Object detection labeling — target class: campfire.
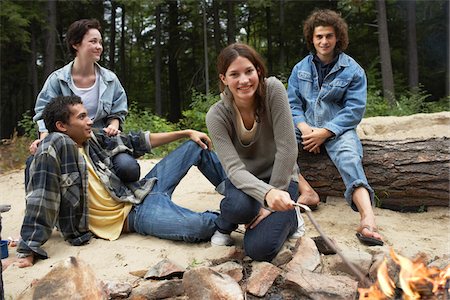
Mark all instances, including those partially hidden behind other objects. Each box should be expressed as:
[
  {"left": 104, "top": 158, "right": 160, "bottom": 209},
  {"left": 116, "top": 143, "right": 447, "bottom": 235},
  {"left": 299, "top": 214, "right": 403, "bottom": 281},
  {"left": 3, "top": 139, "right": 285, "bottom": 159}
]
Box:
[{"left": 358, "top": 249, "right": 450, "bottom": 299}]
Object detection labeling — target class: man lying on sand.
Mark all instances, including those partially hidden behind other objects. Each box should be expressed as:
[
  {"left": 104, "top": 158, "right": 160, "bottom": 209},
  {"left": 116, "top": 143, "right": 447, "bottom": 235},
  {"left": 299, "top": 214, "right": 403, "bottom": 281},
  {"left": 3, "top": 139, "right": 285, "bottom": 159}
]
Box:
[{"left": 16, "top": 95, "right": 226, "bottom": 268}]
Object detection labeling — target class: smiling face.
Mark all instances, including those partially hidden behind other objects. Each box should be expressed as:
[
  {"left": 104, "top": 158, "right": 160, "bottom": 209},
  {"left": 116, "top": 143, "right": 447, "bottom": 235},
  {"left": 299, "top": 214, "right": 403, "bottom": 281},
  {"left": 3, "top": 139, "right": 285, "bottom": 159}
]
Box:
[
  {"left": 57, "top": 104, "right": 93, "bottom": 146},
  {"left": 220, "top": 56, "right": 259, "bottom": 104},
  {"left": 312, "top": 25, "right": 337, "bottom": 64},
  {"left": 73, "top": 28, "right": 103, "bottom": 63}
]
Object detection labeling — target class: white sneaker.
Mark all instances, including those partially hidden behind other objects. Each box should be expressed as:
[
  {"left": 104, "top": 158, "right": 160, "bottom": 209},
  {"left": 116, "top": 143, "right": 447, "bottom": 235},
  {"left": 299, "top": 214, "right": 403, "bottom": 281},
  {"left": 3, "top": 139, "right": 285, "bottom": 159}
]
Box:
[
  {"left": 211, "top": 230, "right": 234, "bottom": 246},
  {"left": 290, "top": 206, "right": 306, "bottom": 239}
]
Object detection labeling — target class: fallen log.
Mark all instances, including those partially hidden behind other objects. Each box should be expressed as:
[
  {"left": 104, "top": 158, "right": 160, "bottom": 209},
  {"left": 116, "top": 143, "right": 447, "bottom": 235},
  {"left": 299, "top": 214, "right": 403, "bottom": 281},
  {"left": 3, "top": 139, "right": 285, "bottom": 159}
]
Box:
[{"left": 297, "top": 137, "right": 450, "bottom": 211}]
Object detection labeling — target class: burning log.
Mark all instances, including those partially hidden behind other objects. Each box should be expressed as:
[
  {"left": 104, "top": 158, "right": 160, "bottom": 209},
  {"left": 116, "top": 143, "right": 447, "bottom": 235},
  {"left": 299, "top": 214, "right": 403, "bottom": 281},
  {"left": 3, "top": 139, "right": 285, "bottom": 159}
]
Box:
[
  {"left": 297, "top": 137, "right": 450, "bottom": 210},
  {"left": 358, "top": 249, "right": 450, "bottom": 299}
]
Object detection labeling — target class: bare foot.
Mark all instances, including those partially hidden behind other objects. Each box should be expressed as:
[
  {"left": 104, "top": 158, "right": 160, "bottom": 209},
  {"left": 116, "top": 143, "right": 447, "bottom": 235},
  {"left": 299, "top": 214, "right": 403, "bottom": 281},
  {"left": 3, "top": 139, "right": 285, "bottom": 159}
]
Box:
[
  {"left": 298, "top": 189, "right": 320, "bottom": 206},
  {"left": 16, "top": 255, "right": 34, "bottom": 268}
]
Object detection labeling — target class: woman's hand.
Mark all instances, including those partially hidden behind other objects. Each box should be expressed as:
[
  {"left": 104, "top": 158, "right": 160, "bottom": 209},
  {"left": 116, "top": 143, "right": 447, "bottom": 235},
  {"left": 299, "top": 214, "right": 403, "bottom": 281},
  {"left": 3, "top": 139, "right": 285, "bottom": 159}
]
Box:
[
  {"left": 187, "top": 130, "right": 212, "bottom": 150},
  {"left": 265, "top": 189, "right": 294, "bottom": 211},
  {"left": 104, "top": 119, "right": 121, "bottom": 136},
  {"left": 29, "top": 132, "right": 49, "bottom": 154},
  {"left": 29, "top": 139, "right": 42, "bottom": 155},
  {"left": 246, "top": 207, "right": 271, "bottom": 229},
  {"left": 103, "top": 124, "right": 121, "bottom": 136}
]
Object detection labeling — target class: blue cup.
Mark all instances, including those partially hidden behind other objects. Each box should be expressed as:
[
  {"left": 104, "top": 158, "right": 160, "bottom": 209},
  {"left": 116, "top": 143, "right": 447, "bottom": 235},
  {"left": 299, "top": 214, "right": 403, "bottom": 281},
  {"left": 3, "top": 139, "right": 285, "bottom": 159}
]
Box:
[{"left": 1, "top": 240, "right": 8, "bottom": 259}]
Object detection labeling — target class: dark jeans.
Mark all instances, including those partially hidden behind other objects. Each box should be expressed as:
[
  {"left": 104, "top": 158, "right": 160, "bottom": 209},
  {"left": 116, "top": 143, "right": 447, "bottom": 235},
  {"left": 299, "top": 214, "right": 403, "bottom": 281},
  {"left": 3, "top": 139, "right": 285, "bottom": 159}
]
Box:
[
  {"left": 25, "top": 152, "right": 141, "bottom": 188},
  {"left": 112, "top": 153, "right": 141, "bottom": 182},
  {"left": 215, "top": 179, "right": 298, "bottom": 262}
]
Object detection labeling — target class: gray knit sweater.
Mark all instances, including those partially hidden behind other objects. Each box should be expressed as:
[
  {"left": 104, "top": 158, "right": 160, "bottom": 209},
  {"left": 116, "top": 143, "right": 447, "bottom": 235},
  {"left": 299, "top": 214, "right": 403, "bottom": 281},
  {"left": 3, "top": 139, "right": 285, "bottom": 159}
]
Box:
[{"left": 206, "top": 77, "right": 299, "bottom": 204}]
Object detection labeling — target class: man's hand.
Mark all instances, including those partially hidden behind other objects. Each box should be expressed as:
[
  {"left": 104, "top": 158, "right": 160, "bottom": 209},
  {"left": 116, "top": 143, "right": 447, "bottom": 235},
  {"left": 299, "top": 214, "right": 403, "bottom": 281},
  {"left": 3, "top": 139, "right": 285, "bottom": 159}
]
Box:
[
  {"left": 187, "top": 130, "right": 212, "bottom": 150},
  {"left": 246, "top": 207, "right": 271, "bottom": 229},
  {"left": 265, "top": 189, "right": 294, "bottom": 211},
  {"left": 297, "top": 123, "right": 320, "bottom": 154},
  {"left": 16, "top": 254, "right": 34, "bottom": 268},
  {"left": 301, "top": 127, "right": 333, "bottom": 153}
]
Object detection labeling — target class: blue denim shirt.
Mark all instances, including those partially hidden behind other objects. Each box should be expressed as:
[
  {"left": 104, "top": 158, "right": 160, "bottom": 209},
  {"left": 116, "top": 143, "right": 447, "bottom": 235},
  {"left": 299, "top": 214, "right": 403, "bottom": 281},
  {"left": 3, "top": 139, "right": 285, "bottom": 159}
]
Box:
[
  {"left": 34, "top": 61, "right": 128, "bottom": 133},
  {"left": 287, "top": 53, "right": 367, "bottom": 138}
]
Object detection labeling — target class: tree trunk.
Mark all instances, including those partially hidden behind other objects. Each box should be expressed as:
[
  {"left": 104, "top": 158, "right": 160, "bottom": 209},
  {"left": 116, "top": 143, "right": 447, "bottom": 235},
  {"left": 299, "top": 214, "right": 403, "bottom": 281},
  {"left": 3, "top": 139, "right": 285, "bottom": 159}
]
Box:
[
  {"left": 168, "top": 0, "right": 181, "bottom": 122},
  {"left": 109, "top": 0, "right": 117, "bottom": 71},
  {"left": 447, "top": 0, "right": 450, "bottom": 98},
  {"left": 212, "top": 0, "right": 222, "bottom": 55},
  {"left": 226, "top": 1, "right": 235, "bottom": 44},
  {"left": 375, "top": 0, "right": 396, "bottom": 106},
  {"left": 154, "top": 4, "right": 162, "bottom": 116},
  {"left": 297, "top": 137, "right": 450, "bottom": 211},
  {"left": 120, "top": 4, "right": 126, "bottom": 88},
  {"left": 266, "top": 5, "right": 273, "bottom": 74},
  {"left": 44, "top": 0, "right": 56, "bottom": 78},
  {"left": 406, "top": 0, "right": 419, "bottom": 90},
  {"left": 203, "top": 0, "right": 209, "bottom": 96},
  {"left": 278, "top": 0, "right": 285, "bottom": 69}
]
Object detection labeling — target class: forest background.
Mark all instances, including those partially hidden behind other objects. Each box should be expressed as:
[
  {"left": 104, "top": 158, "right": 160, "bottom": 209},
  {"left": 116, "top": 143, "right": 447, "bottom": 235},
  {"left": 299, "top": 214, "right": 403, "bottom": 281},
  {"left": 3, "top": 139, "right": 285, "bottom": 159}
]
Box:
[{"left": 0, "top": 0, "right": 449, "bottom": 165}]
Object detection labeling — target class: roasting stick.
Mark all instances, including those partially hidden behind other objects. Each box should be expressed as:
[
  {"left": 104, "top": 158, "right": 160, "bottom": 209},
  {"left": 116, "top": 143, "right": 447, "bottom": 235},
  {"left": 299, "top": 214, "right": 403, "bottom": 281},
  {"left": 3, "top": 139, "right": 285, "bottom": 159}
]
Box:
[{"left": 293, "top": 202, "right": 371, "bottom": 287}]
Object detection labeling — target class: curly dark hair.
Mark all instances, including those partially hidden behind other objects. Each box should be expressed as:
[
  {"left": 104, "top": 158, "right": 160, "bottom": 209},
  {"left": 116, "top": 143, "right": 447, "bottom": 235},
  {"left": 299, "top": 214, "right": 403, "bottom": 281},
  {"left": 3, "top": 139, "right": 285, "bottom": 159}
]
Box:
[
  {"left": 303, "top": 9, "right": 349, "bottom": 54},
  {"left": 66, "top": 19, "right": 102, "bottom": 57},
  {"left": 216, "top": 43, "right": 268, "bottom": 118},
  {"left": 43, "top": 96, "right": 83, "bottom": 133}
]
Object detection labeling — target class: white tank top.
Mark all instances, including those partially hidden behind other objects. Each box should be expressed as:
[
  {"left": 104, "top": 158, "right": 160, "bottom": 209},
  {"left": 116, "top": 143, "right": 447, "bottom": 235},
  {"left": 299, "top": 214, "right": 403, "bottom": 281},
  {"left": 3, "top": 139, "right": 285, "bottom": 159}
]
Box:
[{"left": 71, "top": 69, "right": 100, "bottom": 120}]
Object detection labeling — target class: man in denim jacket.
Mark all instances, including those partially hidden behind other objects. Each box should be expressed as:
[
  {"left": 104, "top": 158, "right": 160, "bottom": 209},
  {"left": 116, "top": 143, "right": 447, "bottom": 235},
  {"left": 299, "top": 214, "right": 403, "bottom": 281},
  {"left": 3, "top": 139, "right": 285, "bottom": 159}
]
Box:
[
  {"left": 16, "top": 96, "right": 226, "bottom": 267},
  {"left": 287, "top": 9, "right": 383, "bottom": 246}
]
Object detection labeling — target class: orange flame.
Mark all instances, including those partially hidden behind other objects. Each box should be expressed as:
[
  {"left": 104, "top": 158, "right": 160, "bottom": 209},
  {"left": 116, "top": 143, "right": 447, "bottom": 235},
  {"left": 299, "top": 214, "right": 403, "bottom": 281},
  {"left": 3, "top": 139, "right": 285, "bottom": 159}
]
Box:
[{"left": 359, "top": 248, "right": 449, "bottom": 299}]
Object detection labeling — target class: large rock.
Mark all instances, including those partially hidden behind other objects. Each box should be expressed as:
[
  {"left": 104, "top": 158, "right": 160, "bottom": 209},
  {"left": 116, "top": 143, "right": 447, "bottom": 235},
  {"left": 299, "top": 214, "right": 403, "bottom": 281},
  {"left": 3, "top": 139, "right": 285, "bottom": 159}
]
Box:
[
  {"left": 129, "top": 279, "right": 184, "bottom": 299},
  {"left": 286, "top": 237, "right": 321, "bottom": 273},
  {"left": 183, "top": 267, "right": 244, "bottom": 300},
  {"left": 17, "top": 257, "right": 106, "bottom": 300},
  {"left": 246, "top": 261, "right": 281, "bottom": 297},
  {"left": 284, "top": 268, "right": 358, "bottom": 299}
]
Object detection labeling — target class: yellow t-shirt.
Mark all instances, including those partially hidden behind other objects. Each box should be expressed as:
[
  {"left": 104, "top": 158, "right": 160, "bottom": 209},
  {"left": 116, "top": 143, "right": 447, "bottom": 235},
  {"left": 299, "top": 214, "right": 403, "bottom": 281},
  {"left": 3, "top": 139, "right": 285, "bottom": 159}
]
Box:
[{"left": 79, "top": 148, "right": 132, "bottom": 240}]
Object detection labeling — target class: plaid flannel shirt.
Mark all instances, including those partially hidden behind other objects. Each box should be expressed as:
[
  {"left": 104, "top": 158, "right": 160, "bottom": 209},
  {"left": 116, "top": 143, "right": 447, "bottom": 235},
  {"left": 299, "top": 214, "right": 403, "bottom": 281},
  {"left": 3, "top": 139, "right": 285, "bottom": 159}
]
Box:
[{"left": 17, "top": 129, "right": 154, "bottom": 259}]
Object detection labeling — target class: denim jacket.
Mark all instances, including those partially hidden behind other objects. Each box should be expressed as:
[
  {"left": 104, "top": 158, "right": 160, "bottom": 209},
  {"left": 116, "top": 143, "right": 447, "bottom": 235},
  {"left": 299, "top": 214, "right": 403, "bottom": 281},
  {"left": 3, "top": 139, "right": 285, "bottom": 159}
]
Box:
[
  {"left": 287, "top": 53, "right": 367, "bottom": 138},
  {"left": 34, "top": 61, "right": 128, "bottom": 133}
]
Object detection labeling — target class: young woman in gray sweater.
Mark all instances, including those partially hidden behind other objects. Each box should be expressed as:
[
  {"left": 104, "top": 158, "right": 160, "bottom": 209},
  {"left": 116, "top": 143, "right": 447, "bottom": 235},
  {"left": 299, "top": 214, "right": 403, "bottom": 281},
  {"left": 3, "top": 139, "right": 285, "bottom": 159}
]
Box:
[{"left": 206, "top": 43, "right": 305, "bottom": 261}]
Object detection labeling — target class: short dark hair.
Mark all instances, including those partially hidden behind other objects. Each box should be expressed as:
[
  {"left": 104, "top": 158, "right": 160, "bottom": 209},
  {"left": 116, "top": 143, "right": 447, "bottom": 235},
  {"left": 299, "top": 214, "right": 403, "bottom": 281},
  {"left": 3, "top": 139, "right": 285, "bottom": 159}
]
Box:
[
  {"left": 66, "top": 19, "right": 101, "bottom": 56},
  {"left": 43, "top": 96, "right": 83, "bottom": 133},
  {"left": 303, "top": 9, "right": 349, "bottom": 54}
]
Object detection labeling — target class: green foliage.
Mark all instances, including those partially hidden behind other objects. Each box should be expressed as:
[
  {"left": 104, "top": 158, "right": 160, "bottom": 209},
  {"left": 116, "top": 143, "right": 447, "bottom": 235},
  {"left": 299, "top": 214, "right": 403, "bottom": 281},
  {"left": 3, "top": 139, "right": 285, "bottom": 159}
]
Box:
[
  {"left": 178, "top": 90, "right": 220, "bottom": 133},
  {"left": 17, "top": 110, "right": 38, "bottom": 139},
  {"left": 366, "top": 85, "right": 449, "bottom": 118}
]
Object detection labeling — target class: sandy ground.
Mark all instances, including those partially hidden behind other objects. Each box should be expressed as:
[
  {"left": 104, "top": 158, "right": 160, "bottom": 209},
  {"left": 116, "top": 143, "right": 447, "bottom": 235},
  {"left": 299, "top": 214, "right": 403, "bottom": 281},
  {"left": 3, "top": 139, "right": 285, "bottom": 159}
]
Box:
[{"left": 1, "top": 112, "right": 449, "bottom": 299}]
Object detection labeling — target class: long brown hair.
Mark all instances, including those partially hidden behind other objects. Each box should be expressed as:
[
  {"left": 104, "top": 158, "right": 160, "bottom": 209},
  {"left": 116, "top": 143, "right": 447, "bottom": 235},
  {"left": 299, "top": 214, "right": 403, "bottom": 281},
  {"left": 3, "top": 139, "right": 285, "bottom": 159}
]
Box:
[
  {"left": 217, "top": 43, "right": 268, "bottom": 119},
  {"left": 303, "top": 9, "right": 349, "bottom": 54}
]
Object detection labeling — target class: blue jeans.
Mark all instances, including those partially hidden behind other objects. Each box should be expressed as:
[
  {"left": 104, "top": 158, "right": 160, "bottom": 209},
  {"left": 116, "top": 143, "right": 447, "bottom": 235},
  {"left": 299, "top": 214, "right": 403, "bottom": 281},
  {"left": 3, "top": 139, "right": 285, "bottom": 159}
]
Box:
[
  {"left": 112, "top": 153, "right": 141, "bottom": 182},
  {"left": 296, "top": 128, "right": 374, "bottom": 211},
  {"left": 215, "top": 179, "right": 298, "bottom": 262},
  {"left": 127, "top": 140, "right": 226, "bottom": 242}
]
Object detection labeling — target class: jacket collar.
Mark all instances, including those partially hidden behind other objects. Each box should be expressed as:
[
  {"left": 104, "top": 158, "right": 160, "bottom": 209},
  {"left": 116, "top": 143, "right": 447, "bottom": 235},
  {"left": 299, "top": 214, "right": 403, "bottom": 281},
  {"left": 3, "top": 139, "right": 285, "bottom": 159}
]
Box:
[{"left": 57, "top": 61, "right": 114, "bottom": 82}]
